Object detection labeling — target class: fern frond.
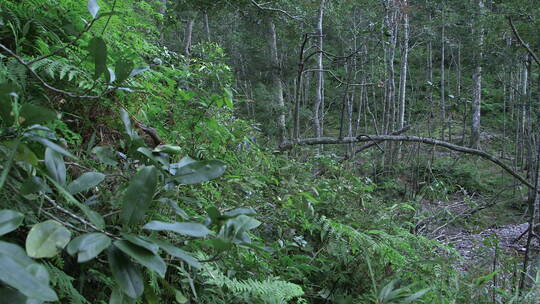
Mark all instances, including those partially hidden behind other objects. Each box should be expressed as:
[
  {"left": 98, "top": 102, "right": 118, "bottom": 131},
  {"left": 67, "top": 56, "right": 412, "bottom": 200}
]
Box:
[
  {"left": 198, "top": 254, "right": 304, "bottom": 304},
  {"left": 44, "top": 262, "right": 90, "bottom": 304}
]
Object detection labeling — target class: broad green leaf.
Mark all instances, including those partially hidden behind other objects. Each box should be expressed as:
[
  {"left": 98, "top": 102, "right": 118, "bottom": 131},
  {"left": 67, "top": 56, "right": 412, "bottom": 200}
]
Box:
[
  {"left": 108, "top": 246, "right": 144, "bottom": 299},
  {"left": 91, "top": 146, "right": 118, "bottom": 165},
  {"left": 119, "top": 109, "right": 138, "bottom": 141},
  {"left": 0, "top": 83, "right": 16, "bottom": 125},
  {"left": 114, "top": 240, "right": 166, "bottom": 278},
  {"left": 230, "top": 214, "right": 261, "bottom": 231},
  {"left": 174, "top": 289, "right": 188, "bottom": 303},
  {"left": 222, "top": 207, "right": 256, "bottom": 218},
  {"left": 0, "top": 241, "right": 34, "bottom": 266},
  {"left": 88, "top": 37, "right": 107, "bottom": 80},
  {"left": 402, "top": 289, "right": 430, "bottom": 304},
  {"left": 0, "top": 287, "right": 30, "bottom": 303},
  {"left": 0, "top": 138, "right": 20, "bottom": 191},
  {"left": 143, "top": 221, "right": 210, "bottom": 237},
  {"left": 175, "top": 160, "right": 226, "bottom": 185},
  {"left": 223, "top": 87, "right": 233, "bottom": 109},
  {"left": 137, "top": 147, "right": 169, "bottom": 166},
  {"left": 107, "top": 68, "right": 116, "bottom": 83},
  {"left": 220, "top": 215, "right": 261, "bottom": 244},
  {"left": 109, "top": 287, "right": 135, "bottom": 304},
  {"left": 14, "top": 143, "right": 39, "bottom": 166},
  {"left": 21, "top": 176, "right": 51, "bottom": 195},
  {"left": 206, "top": 206, "right": 221, "bottom": 224},
  {"left": 159, "top": 198, "right": 189, "bottom": 219},
  {"left": 168, "top": 157, "right": 196, "bottom": 174},
  {"left": 42, "top": 174, "right": 105, "bottom": 229},
  {"left": 149, "top": 238, "right": 201, "bottom": 269},
  {"left": 206, "top": 238, "right": 233, "bottom": 251},
  {"left": 87, "top": 0, "right": 100, "bottom": 18},
  {"left": 31, "top": 137, "right": 75, "bottom": 159},
  {"left": 0, "top": 253, "right": 58, "bottom": 302},
  {"left": 80, "top": 205, "right": 106, "bottom": 230},
  {"left": 19, "top": 104, "right": 57, "bottom": 126},
  {"left": 115, "top": 59, "right": 134, "bottom": 84},
  {"left": 153, "top": 145, "right": 182, "bottom": 154},
  {"left": 66, "top": 172, "right": 106, "bottom": 194},
  {"left": 120, "top": 233, "right": 159, "bottom": 254},
  {"left": 0, "top": 210, "right": 24, "bottom": 236},
  {"left": 120, "top": 166, "right": 157, "bottom": 226},
  {"left": 66, "top": 233, "right": 111, "bottom": 263},
  {"left": 129, "top": 66, "right": 150, "bottom": 77},
  {"left": 45, "top": 147, "right": 66, "bottom": 185},
  {"left": 25, "top": 220, "right": 72, "bottom": 258}
]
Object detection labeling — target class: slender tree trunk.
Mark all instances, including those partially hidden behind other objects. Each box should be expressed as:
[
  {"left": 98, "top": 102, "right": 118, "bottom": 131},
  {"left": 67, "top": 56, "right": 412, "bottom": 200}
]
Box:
[
  {"left": 428, "top": 14, "right": 434, "bottom": 138},
  {"left": 158, "top": 0, "right": 167, "bottom": 41},
  {"left": 440, "top": 18, "right": 446, "bottom": 140},
  {"left": 314, "top": 0, "right": 326, "bottom": 142},
  {"left": 266, "top": 18, "right": 287, "bottom": 142},
  {"left": 469, "top": 0, "right": 484, "bottom": 149},
  {"left": 204, "top": 12, "right": 211, "bottom": 42},
  {"left": 383, "top": 0, "right": 398, "bottom": 165},
  {"left": 398, "top": 0, "right": 409, "bottom": 157},
  {"left": 184, "top": 18, "right": 194, "bottom": 58}
]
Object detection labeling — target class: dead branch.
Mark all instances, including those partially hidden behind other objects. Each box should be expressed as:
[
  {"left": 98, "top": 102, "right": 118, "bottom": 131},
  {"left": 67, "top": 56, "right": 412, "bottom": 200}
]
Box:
[
  {"left": 250, "top": 0, "right": 300, "bottom": 20},
  {"left": 508, "top": 17, "right": 540, "bottom": 66},
  {"left": 279, "top": 134, "right": 535, "bottom": 190}
]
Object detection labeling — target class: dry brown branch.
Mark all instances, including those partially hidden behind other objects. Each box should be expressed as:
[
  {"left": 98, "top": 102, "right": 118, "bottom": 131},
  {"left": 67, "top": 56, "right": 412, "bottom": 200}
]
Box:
[{"left": 279, "top": 135, "right": 535, "bottom": 190}]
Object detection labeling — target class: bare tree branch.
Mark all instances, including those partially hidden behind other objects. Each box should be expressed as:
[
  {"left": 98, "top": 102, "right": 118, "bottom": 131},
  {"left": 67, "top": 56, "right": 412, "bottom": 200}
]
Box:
[
  {"left": 302, "top": 69, "right": 374, "bottom": 87},
  {"left": 279, "top": 135, "right": 535, "bottom": 190},
  {"left": 250, "top": 0, "right": 300, "bottom": 20},
  {"left": 508, "top": 17, "right": 540, "bottom": 66}
]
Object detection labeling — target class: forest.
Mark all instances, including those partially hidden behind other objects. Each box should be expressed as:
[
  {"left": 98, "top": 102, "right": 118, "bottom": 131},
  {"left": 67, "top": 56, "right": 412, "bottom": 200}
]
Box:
[{"left": 1, "top": 0, "right": 540, "bottom": 303}]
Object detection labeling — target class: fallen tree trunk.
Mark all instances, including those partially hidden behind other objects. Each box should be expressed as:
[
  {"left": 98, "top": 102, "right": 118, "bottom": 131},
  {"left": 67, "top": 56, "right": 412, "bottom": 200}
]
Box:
[{"left": 279, "top": 134, "right": 535, "bottom": 190}]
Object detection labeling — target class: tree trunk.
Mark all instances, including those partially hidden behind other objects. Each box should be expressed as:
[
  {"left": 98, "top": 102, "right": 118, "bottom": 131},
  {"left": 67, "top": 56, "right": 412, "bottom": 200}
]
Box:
[
  {"left": 314, "top": 0, "right": 326, "bottom": 144},
  {"left": 469, "top": 0, "right": 484, "bottom": 149},
  {"left": 204, "top": 12, "right": 211, "bottom": 42},
  {"left": 184, "top": 18, "right": 194, "bottom": 58},
  {"left": 397, "top": 0, "right": 409, "bottom": 157},
  {"left": 266, "top": 17, "right": 287, "bottom": 142},
  {"left": 440, "top": 19, "right": 446, "bottom": 140}
]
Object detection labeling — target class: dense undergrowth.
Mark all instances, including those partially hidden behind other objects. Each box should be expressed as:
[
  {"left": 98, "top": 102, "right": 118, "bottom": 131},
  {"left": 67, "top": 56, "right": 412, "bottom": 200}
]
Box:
[{"left": 0, "top": 1, "right": 538, "bottom": 303}]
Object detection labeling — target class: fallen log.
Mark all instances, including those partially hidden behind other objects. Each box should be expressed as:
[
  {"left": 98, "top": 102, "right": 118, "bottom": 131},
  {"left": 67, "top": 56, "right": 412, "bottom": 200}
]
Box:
[{"left": 279, "top": 134, "right": 535, "bottom": 191}]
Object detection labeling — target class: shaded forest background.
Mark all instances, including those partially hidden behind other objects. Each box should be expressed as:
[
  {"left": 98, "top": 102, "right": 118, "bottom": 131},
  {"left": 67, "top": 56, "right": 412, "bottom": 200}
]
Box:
[{"left": 1, "top": 0, "right": 540, "bottom": 303}]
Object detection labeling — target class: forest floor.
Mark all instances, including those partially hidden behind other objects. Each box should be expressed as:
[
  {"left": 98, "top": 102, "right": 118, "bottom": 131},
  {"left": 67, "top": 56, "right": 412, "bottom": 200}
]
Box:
[
  {"left": 438, "top": 222, "right": 529, "bottom": 272},
  {"left": 416, "top": 190, "right": 531, "bottom": 273}
]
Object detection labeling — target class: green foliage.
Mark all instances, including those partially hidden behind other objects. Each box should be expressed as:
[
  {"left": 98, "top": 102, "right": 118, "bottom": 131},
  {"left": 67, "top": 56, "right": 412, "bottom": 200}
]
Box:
[
  {"left": 0, "top": 0, "right": 534, "bottom": 303},
  {"left": 200, "top": 258, "right": 305, "bottom": 304}
]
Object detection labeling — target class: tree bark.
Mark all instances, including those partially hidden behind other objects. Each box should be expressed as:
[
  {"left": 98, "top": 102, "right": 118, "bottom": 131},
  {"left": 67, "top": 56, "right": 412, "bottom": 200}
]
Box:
[
  {"left": 397, "top": 0, "right": 409, "bottom": 157},
  {"left": 204, "top": 12, "right": 211, "bottom": 42},
  {"left": 440, "top": 18, "right": 446, "bottom": 140},
  {"left": 266, "top": 17, "right": 287, "bottom": 142},
  {"left": 469, "top": 0, "right": 484, "bottom": 149},
  {"left": 184, "top": 18, "right": 194, "bottom": 58},
  {"left": 313, "top": 0, "right": 326, "bottom": 141}
]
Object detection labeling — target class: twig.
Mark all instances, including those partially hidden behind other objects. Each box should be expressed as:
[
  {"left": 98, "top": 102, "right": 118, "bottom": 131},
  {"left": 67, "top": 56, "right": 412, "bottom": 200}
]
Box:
[
  {"left": 302, "top": 69, "right": 374, "bottom": 87},
  {"left": 43, "top": 194, "right": 116, "bottom": 238},
  {"left": 250, "top": 0, "right": 300, "bottom": 20}
]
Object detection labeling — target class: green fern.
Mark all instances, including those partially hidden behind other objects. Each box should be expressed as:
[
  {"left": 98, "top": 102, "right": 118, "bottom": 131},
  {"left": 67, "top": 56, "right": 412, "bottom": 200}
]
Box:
[
  {"left": 199, "top": 255, "right": 304, "bottom": 304},
  {"left": 44, "top": 262, "right": 90, "bottom": 304},
  {"left": 30, "top": 58, "right": 88, "bottom": 82}
]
